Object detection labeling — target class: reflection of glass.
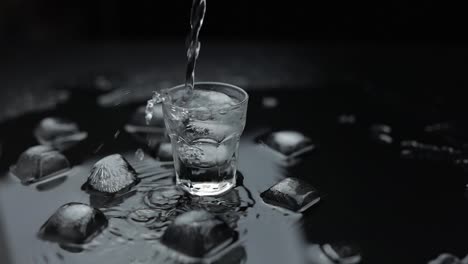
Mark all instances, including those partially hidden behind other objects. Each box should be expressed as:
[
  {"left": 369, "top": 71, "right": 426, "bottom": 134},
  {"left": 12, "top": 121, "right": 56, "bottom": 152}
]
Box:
[{"left": 162, "top": 82, "right": 248, "bottom": 196}]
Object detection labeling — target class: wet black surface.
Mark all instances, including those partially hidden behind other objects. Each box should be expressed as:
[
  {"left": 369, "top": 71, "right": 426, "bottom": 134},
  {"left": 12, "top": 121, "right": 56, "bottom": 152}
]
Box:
[{"left": 1, "top": 78, "right": 468, "bottom": 263}]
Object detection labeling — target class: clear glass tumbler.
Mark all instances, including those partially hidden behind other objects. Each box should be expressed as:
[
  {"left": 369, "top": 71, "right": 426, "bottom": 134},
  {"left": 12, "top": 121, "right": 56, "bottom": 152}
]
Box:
[{"left": 162, "top": 82, "right": 248, "bottom": 196}]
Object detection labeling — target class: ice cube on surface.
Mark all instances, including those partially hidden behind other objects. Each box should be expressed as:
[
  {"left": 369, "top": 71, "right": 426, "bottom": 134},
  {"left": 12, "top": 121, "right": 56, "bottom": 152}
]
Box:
[
  {"left": 38, "top": 203, "right": 108, "bottom": 244},
  {"left": 428, "top": 253, "right": 461, "bottom": 264},
  {"left": 34, "top": 117, "right": 88, "bottom": 150},
  {"left": 12, "top": 145, "right": 70, "bottom": 184},
  {"left": 157, "top": 142, "right": 173, "bottom": 161},
  {"left": 84, "top": 154, "right": 138, "bottom": 194},
  {"left": 263, "top": 131, "right": 314, "bottom": 156},
  {"left": 260, "top": 177, "right": 320, "bottom": 213},
  {"left": 161, "top": 210, "right": 236, "bottom": 258},
  {"left": 307, "top": 244, "right": 336, "bottom": 264},
  {"left": 321, "top": 242, "right": 362, "bottom": 264}
]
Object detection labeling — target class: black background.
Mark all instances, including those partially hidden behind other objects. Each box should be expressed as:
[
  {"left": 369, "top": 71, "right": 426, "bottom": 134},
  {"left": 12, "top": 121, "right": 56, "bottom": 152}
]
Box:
[{"left": 0, "top": 1, "right": 467, "bottom": 43}]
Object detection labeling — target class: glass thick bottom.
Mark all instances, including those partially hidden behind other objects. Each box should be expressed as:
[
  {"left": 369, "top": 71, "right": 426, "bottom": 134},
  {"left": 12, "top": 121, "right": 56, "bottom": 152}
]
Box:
[{"left": 177, "top": 177, "right": 236, "bottom": 196}]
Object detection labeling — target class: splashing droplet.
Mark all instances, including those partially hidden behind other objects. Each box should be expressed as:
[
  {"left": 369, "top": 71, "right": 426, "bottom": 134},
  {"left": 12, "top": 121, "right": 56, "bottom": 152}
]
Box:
[
  {"left": 135, "top": 148, "right": 145, "bottom": 161},
  {"left": 145, "top": 91, "right": 164, "bottom": 125}
]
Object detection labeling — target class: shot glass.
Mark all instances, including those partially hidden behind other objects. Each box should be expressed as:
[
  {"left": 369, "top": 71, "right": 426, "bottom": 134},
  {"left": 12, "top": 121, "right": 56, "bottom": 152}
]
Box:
[{"left": 162, "top": 82, "right": 248, "bottom": 196}]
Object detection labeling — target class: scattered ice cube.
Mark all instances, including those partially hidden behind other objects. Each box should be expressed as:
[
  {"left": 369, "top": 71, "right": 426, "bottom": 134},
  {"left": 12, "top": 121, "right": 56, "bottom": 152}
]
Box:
[
  {"left": 400, "top": 140, "right": 461, "bottom": 161},
  {"left": 262, "top": 96, "right": 279, "bottom": 109},
  {"left": 371, "top": 133, "right": 393, "bottom": 145},
  {"left": 424, "top": 122, "right": 452, "bottom": 133},
  {"left": 307, "top": 244, "right": 335, "bottom": 264},
  {"left": 161, "top": 210, "right": 236, "bottom": 258},
  {"left": 370, "top": 124, "right": 392, "bottom": 134},
  {"left": 34, "top": 117, "right": 88, "bottom": 151},
  {"left": 321, "top": 242, "right": 362, "bottom": 264},
  {"left": 369, "top": 123, "right": 393, "bottom": 145},
  {"left": 261, "top": 131, "right": 315, "bottom": 160},
  {"left": 428, "top": 253, "right": 461, "bottom": 264},
  {"left": 84, "top": 154, "right": 138, "bottom": 193},
  {"left": 135, "top": 148, "right": 145, "bottom": 161},
  {"left": 38, "top": 203, "right": 108, "bottom": 244},
  {"left": 260, "top": 177, "right": 320, "bottom": 213},
  {"left": 12, "top": 145, "right": 70, "bottom": 184},
  {"left": 338, "top": 114, "right": 356, "bottom": 125},
  {"left": 157, "top": 142, "right": 173, "bottom": 161},
  {"left": 307, "top": 243, "right": 361, "bottom": 264}
]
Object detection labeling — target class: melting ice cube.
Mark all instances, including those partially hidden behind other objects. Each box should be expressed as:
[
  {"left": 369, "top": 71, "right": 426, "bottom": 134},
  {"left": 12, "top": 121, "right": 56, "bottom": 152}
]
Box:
[
  {"left": 307, "top": 242, "right": 362, "bottom": 264},
  {"left": 83, "top": 154, "right": 138, "bottom": 194},
  {"left": 321, "top": 242, "right": 362, "bottom": 264},
  {"left": 260, "top": 177, "right": 320, "bottom": 213},
  {"left": 259, "top": 131, "right": 315, "bottom": 162},
  {"left": 34, "top": 117, "right": 88, "bottom": 151},
  {"left": 428, "top": 253, "right": 461, "bottom": 264},
  {"left": 12, "top": 145, "right": 70, "bottom": 184},
  {"left": 161, "top": 210, "right": 237, "bottom": 258},
  {"left": 38, "top": 203, "right": 108, "bottom": 244}
]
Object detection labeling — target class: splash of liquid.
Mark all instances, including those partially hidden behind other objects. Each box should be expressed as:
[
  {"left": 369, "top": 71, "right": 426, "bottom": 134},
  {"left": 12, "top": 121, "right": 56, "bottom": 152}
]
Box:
[
  {"left": 184, "top": 0, "right": 207, "bottom": 95},
  {"left": 145, "top": 91, "right": 164, "bottom": 125},
  {"left": 145, "top": 1, "right": 206, "bottom": 124}
]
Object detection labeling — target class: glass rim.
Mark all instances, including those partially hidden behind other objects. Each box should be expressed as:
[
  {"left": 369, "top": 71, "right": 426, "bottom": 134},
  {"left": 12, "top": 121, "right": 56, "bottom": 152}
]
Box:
[{"left": 162, "top": 81, "right": 249, "bottom": 110}]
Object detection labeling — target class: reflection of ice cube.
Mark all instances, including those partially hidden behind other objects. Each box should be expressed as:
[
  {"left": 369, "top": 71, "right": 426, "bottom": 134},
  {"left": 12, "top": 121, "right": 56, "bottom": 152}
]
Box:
[
  {"left": 161, "top": 210, "right": 236, "bottom": 258},
  {"left": 38, "top": 203, "right": 108, "bottom": 244},
  {"left": 84, "top": 154, "right": 138, "bottom": 194},
  {"left": 12, "top": 145, "right": 70, "bottom": 184},
  {"left": 260, "top": 177, "right": 320, "bottom": 213},
  {"left": 145, "top": 185, "right": 186, "bottom": 209},
  {"left": 178, "top": 140, "right": 232, "bottom": 168},
  {"left": 34, "top": 117, "right": 88, "bottom": 151}
]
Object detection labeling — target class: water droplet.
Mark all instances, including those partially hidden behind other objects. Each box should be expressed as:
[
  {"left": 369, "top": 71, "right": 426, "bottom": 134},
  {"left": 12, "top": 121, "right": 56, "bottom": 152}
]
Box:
[
  {"left": 135, "top": 148, "right": 145, "bottom": 161},
  {"left": 114, "top": 130, "right": 121, "bottom": 139}
]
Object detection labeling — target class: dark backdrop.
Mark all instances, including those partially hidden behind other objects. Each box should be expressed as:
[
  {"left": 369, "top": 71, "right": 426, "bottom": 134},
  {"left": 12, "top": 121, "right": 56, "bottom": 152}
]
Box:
[{"left": 0, "top": 1, "right": 466, "bottom": 43}]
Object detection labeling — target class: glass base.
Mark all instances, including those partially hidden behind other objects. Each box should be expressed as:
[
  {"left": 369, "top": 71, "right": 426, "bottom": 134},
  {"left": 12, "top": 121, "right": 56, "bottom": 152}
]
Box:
[{"left": 177, "top": 179, "right": 235, "bottom": 196}]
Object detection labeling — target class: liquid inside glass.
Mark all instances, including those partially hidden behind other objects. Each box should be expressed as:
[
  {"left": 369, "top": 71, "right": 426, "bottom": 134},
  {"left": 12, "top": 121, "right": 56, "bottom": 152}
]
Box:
[{"left": 162, "top": 83, "right": 248, "bottom": 196}]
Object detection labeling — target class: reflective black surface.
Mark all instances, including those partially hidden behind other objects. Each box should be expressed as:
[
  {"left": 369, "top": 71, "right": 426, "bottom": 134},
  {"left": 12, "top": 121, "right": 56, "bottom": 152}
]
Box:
[{"left": 1, "top": 80, "right": 468, "bottom": 263}]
